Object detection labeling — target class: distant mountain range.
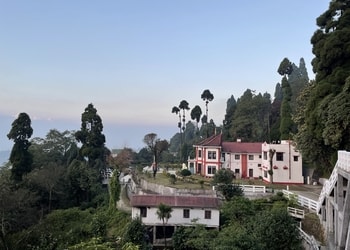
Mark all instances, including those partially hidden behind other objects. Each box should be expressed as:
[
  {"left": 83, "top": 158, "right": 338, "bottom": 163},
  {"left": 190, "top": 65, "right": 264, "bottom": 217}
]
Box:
[{"left": 0, "top": 150, "right": 10, "bottom": 166}]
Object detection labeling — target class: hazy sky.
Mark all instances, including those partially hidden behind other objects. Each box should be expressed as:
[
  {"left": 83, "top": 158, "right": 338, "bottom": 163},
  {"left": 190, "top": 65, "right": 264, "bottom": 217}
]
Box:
[{"left": 0, "top": 0, "right": 330, "bottom": 151}]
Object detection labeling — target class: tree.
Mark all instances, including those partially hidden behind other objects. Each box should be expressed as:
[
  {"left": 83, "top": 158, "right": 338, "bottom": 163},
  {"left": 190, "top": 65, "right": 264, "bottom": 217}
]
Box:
[
  {"left": 190, "top": 105, "right": 202, "bottom": 130},
  {"left": 143, "top": 133, "right": 169, "bottom": 177},
  {"left": 26, "top": 162, "right": 64, "bottom": 212},
  {"left": 156, "top": 203, "right": 173, "bottom": 249},
  {"left": 179, "top": 100, "right": 190, "bottom": 132},
  {"left": 295, "top": 0, "right": 350, "bottom": 173},
  {"left": 212, "top": 168, "right": 234, "bottom": 185},
  {"left": 123, "top": 217, "right": 150, "bottom": 249},
  {"left": 229, "top": 89, "right": 270, "bottom": 142},
  {"left": 108, "top": 170, "right": 121, "bottom": 211},
  {"left": 253, "top": 208, "right": 302, "bottom": 250},
  {"left": 75, "top": 103, "right": 106, "bottom": 169},
  {"left": 7, "top": 112, "right": 33, "bottom": 182},
  {"left": 277, "top": 57, "right": 293, "bottom": 77},
  {"left": 171, "top": 106, "right": 182, "bottom": 134},
  {"left": 222, "top": 95, "right": 237, "bottom": 141},
  {"left": 201, "top": 89, "right": 214, "bottom": 123},
  {"left": 279, "top": 76, "right": 294, "bottom": 139}
]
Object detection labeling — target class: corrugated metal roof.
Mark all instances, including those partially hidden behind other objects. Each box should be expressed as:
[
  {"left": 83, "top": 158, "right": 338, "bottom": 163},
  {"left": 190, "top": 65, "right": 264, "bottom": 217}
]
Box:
[
  {"left": 130, "top": 195, "right": 220, "bottom": 208},
  {"left": 222, "top": 142, "right": 262, "bottom": 153}
]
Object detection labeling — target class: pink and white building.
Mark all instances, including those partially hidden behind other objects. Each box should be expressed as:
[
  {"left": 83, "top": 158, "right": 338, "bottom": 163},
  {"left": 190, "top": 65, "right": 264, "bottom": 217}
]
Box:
[{"left": 188, "top": 134, "right": 304, "bottom": 184}]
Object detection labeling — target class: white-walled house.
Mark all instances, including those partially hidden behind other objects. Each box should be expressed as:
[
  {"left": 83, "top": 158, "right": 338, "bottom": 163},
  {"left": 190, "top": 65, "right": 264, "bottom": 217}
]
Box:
[
  {"left": 130, "top": 194, "right": 220, "bottom": 246},
  {"left": 261, "top": 140, "right": 304, "bottom": 184},
  {"left": 221, "top": 141, "right": 262, "bottom": 179},
  {"left": 188, "top": 134, "right": 304, "bottom": 184},
  {"left": 130, "top": 194, "right": 220, "bottom": 228}
]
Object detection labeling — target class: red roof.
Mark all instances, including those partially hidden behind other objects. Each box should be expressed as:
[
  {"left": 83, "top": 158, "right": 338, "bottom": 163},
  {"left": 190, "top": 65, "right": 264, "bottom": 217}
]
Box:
[
  {"left": 195, "top": 133, "right": 222, "bottom": 147},
  {"left": 130, "top": 195, "right": 220, "bottom": 209},
  {"left": 222, "top": 142, "right": 262, "bottom": 153}
]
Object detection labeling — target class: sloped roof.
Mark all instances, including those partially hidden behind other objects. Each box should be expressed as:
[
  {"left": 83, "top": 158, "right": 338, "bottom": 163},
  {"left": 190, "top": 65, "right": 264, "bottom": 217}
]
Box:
[
  {"left": 130, "top": 195, "right": 220, "bottom": 209},
  {"left": 195, "top": 133, "right": 222, "bottom": 147},
  {"left": 222, "top": 142, "right": 262, "bottom": 153}
]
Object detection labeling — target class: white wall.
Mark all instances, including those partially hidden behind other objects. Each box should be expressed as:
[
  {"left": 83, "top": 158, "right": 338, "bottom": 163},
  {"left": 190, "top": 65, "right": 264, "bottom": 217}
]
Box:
[
  {"left": 261, "top": 141, "right": 303, "bottom": 184},
  {"left": 132, "top": 206, "right": 220, "bottom": 228}
]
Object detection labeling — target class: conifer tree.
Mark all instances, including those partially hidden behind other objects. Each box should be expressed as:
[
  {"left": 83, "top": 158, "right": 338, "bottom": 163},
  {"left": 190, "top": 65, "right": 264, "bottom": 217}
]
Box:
[{"left": 7, "top": 112, "right": 33, "bottom": 182}]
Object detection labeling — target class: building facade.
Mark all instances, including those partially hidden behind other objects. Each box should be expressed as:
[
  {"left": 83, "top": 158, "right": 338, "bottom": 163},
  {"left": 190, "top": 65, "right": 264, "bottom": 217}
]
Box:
[{"left": 189, "top": 134, "right": 304, "bottom": 184}]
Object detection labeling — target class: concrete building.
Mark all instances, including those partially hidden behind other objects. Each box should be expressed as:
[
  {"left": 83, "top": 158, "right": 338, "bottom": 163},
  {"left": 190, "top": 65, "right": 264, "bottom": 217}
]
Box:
[
  {"left": 189, "top": 134, "right": 304, "bottom": 184},
  {"left": 130, "top": 194, "right": 220, "bottom": 247}
]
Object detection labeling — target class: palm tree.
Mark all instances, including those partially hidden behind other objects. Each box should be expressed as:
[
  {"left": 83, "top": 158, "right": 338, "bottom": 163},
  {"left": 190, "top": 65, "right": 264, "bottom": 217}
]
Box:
[
  {"left": 190, "top": 105, "right": 202, "bottom": 131},
  {"left": 179, "top": 100, "right": 190, "bottom": 132},
  {"left": 201, "top": 89, "right": 214, "bottom": 123},
  {"left": 171, "top": 106, "right": 181, "bottom": 134},
  {"left": 156, "top": 203, "right": 173, "bottom": 249}
]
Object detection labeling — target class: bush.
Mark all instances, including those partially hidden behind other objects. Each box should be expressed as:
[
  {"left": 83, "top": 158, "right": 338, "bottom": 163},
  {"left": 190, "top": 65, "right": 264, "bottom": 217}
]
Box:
[{"left": 180, "top": 169, "right": 192, "bottom": 177}]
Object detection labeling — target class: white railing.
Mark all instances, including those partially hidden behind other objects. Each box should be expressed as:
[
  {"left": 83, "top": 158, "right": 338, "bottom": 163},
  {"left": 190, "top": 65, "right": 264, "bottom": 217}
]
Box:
[
  {"left": 288, "top": 206, "right": 305, "bottom": 219},
  {"left": 298, "top": 227, "right": 319, "bottom": 250},
  {"left": 213, "top": 184, "right": 267, "bottom": 193},
  {"left": 317, "top": 166, "right": 338, "bottom": 212},
  {"left": 337, "top": 150, "right": 350, "bottom": 172},
  {"left": 282, "top": 190, "right": 318, "bottom": 212},
  {"left": 241, "top": 184, "right": 266, "bottom": 193}
]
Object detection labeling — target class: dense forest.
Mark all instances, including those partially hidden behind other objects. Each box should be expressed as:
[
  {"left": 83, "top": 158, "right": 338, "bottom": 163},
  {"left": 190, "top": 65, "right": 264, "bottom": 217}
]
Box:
[{"left": 1, "top": 0, "right": 350, "bottom": 249}]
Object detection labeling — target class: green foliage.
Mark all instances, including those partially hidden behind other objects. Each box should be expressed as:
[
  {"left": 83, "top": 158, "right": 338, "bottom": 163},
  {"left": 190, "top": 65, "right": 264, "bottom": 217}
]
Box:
[
  {"left": 123, "top": 217, "right": 151, "bottom": 250},
  {"left": 217, "top": 183, "right": 243, "bottom": 201},
  {"left": 68, "top": 237, "right": 114, "bottom": 250},
  {"left": 222, "top": 95, "right": 237, "bottom": 141},
  {"left": 295, "top": 1, "right": 350, "bottom": 173},
  {"left": 7, "top": 112, "right": 34, "bottom": 182},
  {"left": 280, "top": 76, "right": 294, "bottom": 139},
  {"left": 277, "top": 57, "right": 293, "bottom": 76},
  {"left": 302, "top": 213, "right": 325, "bottom": 244},
  {"left": 253, "top": 208, "right": 302, "bottom": 250},
  {"left": 108, "top": 170, "right": 121, "bottom": 211},
  {"left": 75, "top": 103, "right": 106, "bottom": 169},
  {"left": 229, "top": 89, "right": 271, "bottom": 142},
  {"left": 173, "top": 224, "right": 218, "bottom": 250},
  {"left": 179, "top": 169, "right": 191, "bottom": 177},
  {"left": 212, "top": 168, "right": 234, "bottom": 185}
]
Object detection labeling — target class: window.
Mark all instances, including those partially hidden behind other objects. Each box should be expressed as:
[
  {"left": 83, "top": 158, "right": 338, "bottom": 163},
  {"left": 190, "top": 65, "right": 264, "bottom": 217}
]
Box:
[
  {"left": 204, "top": 210, "right": 211, "bottom": 219},
  {"left": 263, "top": 151, "right": 267, "bottom": 160},
  {"left": 235, "top": 169, "right": 240, "bottom": 174},
  {"left": 248, "top": 155, "right": 254, "bottom": 160},
  {"left": 183, "top": 209, "right": 190, "bottom": 218},
  {"left": 208, "top": 166, "right": 216, "bottom": 175},
  {"left": 264, "top": 171, "right": 267, "bottom": 178},
  {"left": 235, "top": 154, "right": 240, "bottom": 160},
  {"left": 208, "top": 151, "right": 217, "bottom": 159},
  {"left": 259, "top": 154, "right": 262, "bottom": 159},
  {"left": 276, "top": 152, "right": 284, "bottom": 161},
  {"left": 198, "top": 163, "right": 202, "bottom": 174},
  {"left": 198, "top": 149, "right": 202, "bottom": 158},
  {"left": 249, "top": 169, "right": 253, "bottom": 177},
  {"left": 140, "top": 207, "right": 147, "bottom": 217},
  {"left": 293, "top": 156, "right": 299, "bottom": 161}
]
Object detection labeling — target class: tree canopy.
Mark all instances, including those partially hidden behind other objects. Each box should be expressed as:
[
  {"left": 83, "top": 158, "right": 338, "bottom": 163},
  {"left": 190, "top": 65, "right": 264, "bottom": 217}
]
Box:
[{"left": 7, "top": 112, "right": 34, "bottom": 181}]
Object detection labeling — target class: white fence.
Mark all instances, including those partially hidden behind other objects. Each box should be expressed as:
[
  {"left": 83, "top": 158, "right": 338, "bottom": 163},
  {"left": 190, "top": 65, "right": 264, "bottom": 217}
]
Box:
[
  {"left": 299, "top": 227, "right": 320, "bottom": 250},
  {"left": 288, "top": 206, "right": 305, "bottom": 219},
  {"left": 214, "top": 184, "right": 267, "bottom": 193},
  {"left": 282, "top": 190, "right": 318, "bottom": 212}
]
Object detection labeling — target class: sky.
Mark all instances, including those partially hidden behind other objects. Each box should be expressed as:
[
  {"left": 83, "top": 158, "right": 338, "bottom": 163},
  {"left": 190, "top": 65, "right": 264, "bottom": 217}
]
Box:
[{"left": 0, "top": 0, "right": 330, "bottom": 152}]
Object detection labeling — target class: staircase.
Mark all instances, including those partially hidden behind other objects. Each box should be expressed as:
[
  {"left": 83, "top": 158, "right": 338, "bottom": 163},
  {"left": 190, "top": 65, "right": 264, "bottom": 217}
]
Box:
[
  {"left": 317, "top": 164, "right": 338, "bottom": 213},
  {"left": 317, "top": 150, "right": 350, "bottom": 213}
]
